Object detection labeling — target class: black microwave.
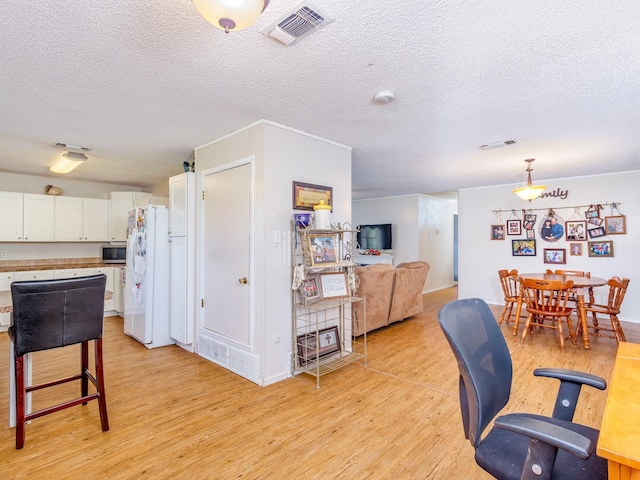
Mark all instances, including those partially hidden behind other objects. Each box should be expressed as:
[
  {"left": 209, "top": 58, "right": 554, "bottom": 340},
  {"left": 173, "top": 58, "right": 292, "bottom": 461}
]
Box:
[{"left": 101, "top": 245, "right": 126, "bottom": 264}]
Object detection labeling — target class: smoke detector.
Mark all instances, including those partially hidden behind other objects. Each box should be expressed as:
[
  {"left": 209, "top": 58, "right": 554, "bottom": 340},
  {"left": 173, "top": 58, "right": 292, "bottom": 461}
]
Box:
[
  {"left": 374, "top": 90, "right": 396, "bottom": 103},
  {"left": 261, "top": 1, "right": 333, "bottom": 46}
]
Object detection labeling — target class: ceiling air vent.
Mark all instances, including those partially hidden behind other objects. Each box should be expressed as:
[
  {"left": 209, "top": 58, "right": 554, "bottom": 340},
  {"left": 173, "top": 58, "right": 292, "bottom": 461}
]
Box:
[{"left": 261, "top": 1, "right": 333, "bottom": 46}]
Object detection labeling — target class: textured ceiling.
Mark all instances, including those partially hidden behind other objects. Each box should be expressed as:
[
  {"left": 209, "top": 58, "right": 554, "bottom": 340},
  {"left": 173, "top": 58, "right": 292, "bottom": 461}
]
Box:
[{"left": 1, "top": 0, "right": 639, "bottom": 199}]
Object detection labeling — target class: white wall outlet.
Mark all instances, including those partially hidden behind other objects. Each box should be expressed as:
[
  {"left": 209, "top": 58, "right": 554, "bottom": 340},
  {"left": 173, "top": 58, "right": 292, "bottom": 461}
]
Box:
[
  {"left": 273, "top": 335, "right": 280, "bottom": 343},
  {"left": 0, "top": 250, "right": 7, "bottom": 258}
]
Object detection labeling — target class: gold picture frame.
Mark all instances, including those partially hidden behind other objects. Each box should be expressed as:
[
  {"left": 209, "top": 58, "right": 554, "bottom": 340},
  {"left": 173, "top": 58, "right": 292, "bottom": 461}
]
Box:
[{"left": 292, "top": 181, "right": 332, "bottom": 211}]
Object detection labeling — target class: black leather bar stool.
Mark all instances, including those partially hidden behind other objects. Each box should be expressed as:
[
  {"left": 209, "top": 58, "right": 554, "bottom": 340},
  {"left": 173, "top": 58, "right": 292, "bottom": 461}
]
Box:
[{"left": 9, "top": 274, "right": 109, "bottom": 449}]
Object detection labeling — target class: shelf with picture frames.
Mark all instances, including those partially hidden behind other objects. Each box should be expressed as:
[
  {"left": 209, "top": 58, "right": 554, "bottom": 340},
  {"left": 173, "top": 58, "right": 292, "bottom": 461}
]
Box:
[
  {"left": 491, "top": 201, "right": 623, "bottom": 216},
  {"left": 290, "top": 221, "right": 366, "bottom": 388}
]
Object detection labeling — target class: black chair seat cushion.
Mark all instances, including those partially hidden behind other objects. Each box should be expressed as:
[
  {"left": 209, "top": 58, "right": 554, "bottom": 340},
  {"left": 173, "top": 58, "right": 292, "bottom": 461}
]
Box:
[{"left": 476, "top": 413, "right": 608, "bottom": 480}]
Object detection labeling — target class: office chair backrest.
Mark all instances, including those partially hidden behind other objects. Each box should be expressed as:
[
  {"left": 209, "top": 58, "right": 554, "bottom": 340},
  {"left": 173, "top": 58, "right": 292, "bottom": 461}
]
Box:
[
  {"left": 438, "top": 298, "right": 512, "bottom": 448},
  {"left": 11, "top": 274, "right": 107, "bottom": 357}
]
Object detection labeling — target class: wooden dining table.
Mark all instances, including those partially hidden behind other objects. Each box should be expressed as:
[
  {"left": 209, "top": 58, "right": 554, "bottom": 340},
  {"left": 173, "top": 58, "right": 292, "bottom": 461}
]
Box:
[{"left": 514, "top": 272, "right": 608, "bottom": 350}]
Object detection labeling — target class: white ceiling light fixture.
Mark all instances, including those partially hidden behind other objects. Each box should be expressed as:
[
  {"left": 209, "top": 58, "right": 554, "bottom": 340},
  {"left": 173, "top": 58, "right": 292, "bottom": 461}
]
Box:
[
  {"left": 192, "top": 0, "right": 270, "bottom": 33},
  {"left": 513, "top": 158, "right": 547, "bottom": 202},
  {"left": 50, "top": 152, "right": 88, "bottom": 174}
]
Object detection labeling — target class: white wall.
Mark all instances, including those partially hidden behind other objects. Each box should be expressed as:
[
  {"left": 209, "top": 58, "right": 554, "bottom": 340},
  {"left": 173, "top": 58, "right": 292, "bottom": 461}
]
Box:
[
  {"left": 194, "top": 120, "right": 352, "bottom": 386},
  {"left": 458, "top": 170, "right": 640, "bottom": 322},
  {"left": 352, "top": 193, "right": 457, "bottom": 292}
]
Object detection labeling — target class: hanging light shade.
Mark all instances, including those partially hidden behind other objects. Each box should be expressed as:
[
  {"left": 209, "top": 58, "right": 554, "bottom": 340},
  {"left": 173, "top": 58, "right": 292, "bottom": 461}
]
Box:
[
  {"left": 50, "top": 152, "right": 88, "bottom": 174},
  {"left": 192, "top": 0, "right": 270, "bottom": 33},
  {"left": 513, "top": 158, "right": 546, "bottom": 201}
]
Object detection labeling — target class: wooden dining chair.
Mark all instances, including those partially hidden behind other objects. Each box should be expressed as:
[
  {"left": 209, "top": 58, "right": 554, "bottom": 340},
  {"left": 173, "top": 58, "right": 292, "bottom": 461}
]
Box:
[
  {"left": 577, "top": 277, "right": 630, "bottom": 343},
  {"left": 546, "top": 269, "right": 595, "bottom": 307},
  {"left": 520, "top": 277, "right": 576, "bottom": 351},
  {"left": 497, "top": 269, "right": 522, "bottom": 331}
]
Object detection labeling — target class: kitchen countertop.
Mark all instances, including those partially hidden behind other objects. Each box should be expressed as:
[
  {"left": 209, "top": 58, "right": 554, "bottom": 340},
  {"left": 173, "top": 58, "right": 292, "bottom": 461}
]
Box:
[{"left": 0, "top": 258, "right": 124, "bottom": 273}]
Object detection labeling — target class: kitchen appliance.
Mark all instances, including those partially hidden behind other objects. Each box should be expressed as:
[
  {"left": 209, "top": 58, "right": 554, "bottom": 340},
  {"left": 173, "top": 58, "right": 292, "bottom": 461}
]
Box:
[
  {"left": 124, "top": 205, "right": 174, "bottom": 348},
  {"left": 101, "top": 245, "right": 127, "bottom": 264}
]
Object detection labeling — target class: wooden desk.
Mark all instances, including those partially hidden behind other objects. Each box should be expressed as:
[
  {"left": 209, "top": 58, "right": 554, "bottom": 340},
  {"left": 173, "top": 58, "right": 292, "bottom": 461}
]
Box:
[
  {"left": 598, "top": 342, "right": 640, "bottom": 479},
  {"left": 514, "top": 273, "right": 607, "bottom": 350}
]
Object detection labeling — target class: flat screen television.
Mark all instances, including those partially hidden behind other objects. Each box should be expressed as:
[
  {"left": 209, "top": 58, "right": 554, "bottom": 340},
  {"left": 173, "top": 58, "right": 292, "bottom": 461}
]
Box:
[{"left": 357, "top": 224, "right": 392, "bottom": 250}]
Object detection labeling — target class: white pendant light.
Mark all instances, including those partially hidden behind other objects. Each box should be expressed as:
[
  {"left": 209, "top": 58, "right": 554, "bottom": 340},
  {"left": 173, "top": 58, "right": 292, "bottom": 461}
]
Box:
[
  {"left": 192, "top": 0, "right": 270, "bottom": 33},
  {"left": 513, "top": 158, "right": 546, "bottom": 201},
  {"left": 50, "top": 152, "right": 88, "bottom": 174}
]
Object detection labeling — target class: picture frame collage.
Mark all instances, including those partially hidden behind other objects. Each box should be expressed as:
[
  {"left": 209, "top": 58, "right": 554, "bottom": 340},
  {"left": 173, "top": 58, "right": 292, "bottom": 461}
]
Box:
[{"left": 492, "top": 208, "right": 625, "bottom": 260}]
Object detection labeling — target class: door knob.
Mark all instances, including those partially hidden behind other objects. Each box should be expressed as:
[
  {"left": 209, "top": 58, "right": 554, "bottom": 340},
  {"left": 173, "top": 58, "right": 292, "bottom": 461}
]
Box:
[{"left": 238, "top": 277, "right": 248, "bottom": 284}]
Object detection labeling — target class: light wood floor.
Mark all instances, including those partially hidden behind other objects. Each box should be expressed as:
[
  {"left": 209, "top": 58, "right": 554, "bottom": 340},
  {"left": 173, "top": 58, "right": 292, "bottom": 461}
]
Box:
[{"left": 1, "top": 287, "right": 637, "bottom": 479}]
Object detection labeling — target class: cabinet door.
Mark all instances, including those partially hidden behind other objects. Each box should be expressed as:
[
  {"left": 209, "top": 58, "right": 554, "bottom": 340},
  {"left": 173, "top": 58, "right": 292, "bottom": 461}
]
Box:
[
  {"left": 95, "top": 267, "right": 115, "bottom": 312},
  {"left": 0, "top": 192, "right": 23, "bottom": 241},
  {"left": 53, "top": 268, "right": 96, "bottom": 279},
  {"left": 23, "top": 194, "right": 54, "bottom": 241},
  {"left": 0, "top": 272, "right": 14, "bottom": 326},
  {"left": 169, "top": 173, "right": 192, "bottom": 236},
  {"left": 169, "top": 236, "right": 190, "bottom": 343},
  {"left": 13, "top": 270, "right": 55, "bottom": 281},
  {"left": 83, "top": 198, "right": 110, "bottom": 241},
  {"left": 54, "top": 196, "right": 84, "bottom": 241},
  {"left": 108, "top": 192, "right": 134, "bottom": 241}
]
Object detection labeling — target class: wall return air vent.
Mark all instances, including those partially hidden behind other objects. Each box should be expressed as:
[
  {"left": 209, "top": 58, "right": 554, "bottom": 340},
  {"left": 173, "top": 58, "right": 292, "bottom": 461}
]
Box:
[{"left": 261, "top": 1, "right": 333, "bottom": 46}]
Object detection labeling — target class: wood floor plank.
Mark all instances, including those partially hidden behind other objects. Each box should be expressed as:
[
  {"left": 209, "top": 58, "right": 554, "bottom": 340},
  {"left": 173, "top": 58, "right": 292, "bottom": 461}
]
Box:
[{"left": 0, "top": 287, "right": 633, "bottom": 479}]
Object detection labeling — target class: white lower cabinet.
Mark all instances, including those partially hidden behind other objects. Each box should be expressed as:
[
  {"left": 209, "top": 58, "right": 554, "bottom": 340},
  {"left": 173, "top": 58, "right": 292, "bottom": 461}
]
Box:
[
  {"left": 13, "top": 270, "right": 55, "bottom": 281},
  {"left": 53, "top": 268, "right": 96, "bottom": 279},
  {"left": 0, "top": 272, "right": 14, "bottom": 327},
  {"left": 95, "top": 267, "right": 115, "bottom": 312}
]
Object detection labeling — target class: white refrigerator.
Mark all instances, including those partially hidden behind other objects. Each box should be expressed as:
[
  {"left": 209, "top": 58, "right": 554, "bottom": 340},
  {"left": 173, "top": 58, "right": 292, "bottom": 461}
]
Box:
[{"left": 124, "top": 205, "right": 174, "bottom": 348}]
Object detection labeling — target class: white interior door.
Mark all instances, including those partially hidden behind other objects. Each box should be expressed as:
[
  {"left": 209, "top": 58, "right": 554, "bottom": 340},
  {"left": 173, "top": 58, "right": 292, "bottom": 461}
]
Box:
[{"left": 203, "top": 162, "right": 251, "bottom": 346}]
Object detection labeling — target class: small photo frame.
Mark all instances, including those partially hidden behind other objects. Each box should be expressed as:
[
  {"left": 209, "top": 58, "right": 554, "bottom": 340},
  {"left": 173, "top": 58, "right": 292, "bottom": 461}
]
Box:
[
  {"left": 569, "top": 243, "right": 582, "bottom": 256},
  {"left": 523, "top": 219, "right": 536, "bottom": 231},
  {"left": 526, "top": 229, "right": 536, "bottom": 239},
  {"left": 588, "top": 217, "right": 603, "bottom": 227},
  {"left": 507, "top": 220, "right": 522, "bottom": 236},
  {"left": 299, "top": 274, "right": 320, "bottom": 302},
  {"left": 588, "top": 241, "right": 614, "bottom": 257},
  {"left": 293, "top": 213, "right": 312, "bottom": 228},
  {"left": 587, "top": 227, "right": 606, "bottom": 239},
  {"left": 524, "top": 213, "right": 537, "bottom": 223},
  {"left": 585, "top": 207, "right": 600, "bottom": 219},
  {"left": 512, "top": 239, "right": 536, "bottom": 256},
  {"left": 565, "top": 220, "right": 587, "bottom": 241},
  {"left": 297, "top": 326, "right": 341, "bottom": 366},
  {"left": 605, "top": 215, "right": 626, "bottom": 234},
  {"left": 544, "top": 248, "right": 566, "bottom": 265},
  {"left": 319, "top": 272, "right": 349, "bottom": 299},
  {"left": 308, "top": 234, "right": 339, "bottom": 267},
  {"left": 491, "top": 224, "right": 505, "bottom": 240},
  {"left": 292, "top": 181, "right": 332, "bottom": 211}
]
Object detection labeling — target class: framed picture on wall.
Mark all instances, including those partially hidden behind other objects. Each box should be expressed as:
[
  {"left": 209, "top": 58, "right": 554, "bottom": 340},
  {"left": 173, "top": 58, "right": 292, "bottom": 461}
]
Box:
[
  {"left": 570, "top": 243, "right": 582, "bottom": 256},
  {"left": 512, "top": 239, "right": 536, "bottom": 256},
  {"left": 507, "top": 219, "right": 522, "bottom": 236},
  {"left": 491, "top": 224, "right": 505, "bottom": 240},
  {"left": 544, "top": 248, "right": 566, "bottom": 265},
  {"left": 565, "top": 220, "right": 587, "bottom": 241},
  {"left": 588, "top": 241, "right": 614, "bottom": 257},
  {"left": 605, "top": 215, "right": 626, "bottom": 234},
  {"left": 587, "top": 227, "right": 606, "bottom": 239}
]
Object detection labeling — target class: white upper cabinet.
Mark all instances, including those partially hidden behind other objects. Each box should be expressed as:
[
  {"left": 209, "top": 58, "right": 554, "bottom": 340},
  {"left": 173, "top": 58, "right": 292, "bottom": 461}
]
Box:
[
  {"left": 108, "top": 191, "right": 150, "bottom": 241},
  {"left": 0, "top": 191, "right": 23, "bottom": 241},
  {"left": 23, "top": 194, "right": 55, "bottom": 241},
  {"left": 54, "top": 197, "right": 109, "bottom": 242},
  {"left": 169, "top": 173, "right": 194, "bottom": 237},
  {"left": 54, "top": 196, "right": 84, "bottom": 241},
  {"left": 83, "top": 198, "right": 110, "bottom": 241}
]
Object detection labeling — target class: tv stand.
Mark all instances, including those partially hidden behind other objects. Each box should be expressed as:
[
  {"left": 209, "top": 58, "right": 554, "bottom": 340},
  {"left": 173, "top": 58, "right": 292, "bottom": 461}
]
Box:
[{"left": 355, "top": 254, "right": 394, "bottom": 266}]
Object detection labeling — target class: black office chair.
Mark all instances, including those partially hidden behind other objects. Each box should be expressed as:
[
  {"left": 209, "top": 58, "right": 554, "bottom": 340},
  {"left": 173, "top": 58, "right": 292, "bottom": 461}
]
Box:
[
  {"left": 9, "top": 274, "right": 109, "bottom": 449},
  {"left": 438, "top": 298, "right": 608, "bottom": 480}
]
